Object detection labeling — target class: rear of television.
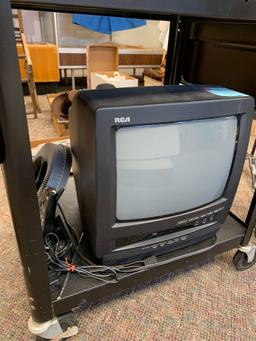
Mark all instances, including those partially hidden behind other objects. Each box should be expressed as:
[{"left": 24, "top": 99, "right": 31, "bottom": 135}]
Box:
[{"left": 1, "top": 1, "right": 256, "bottom": 339}]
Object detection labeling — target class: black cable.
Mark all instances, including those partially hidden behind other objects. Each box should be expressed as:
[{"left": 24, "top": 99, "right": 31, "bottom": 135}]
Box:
[
  {"left": 44, "top": 207, "right": 119, "bottom": 283},
  {"left": 57, "top": 203, "right": 95, "bottom": 265}
]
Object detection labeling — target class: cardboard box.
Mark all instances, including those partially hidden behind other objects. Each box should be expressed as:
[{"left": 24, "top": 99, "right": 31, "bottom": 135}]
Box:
[
  {"left": 91, "top": 71, "right": 138, "bottom": 89},
  {"left": 86, "top": 44, "right": 119, "bottom": 89}
]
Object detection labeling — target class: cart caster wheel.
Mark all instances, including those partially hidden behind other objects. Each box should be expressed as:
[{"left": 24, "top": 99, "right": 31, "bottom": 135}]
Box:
[
  {"left": 58, "top": 312, "right": 78, "bottom": 338},
  {"left": 29, "top": 312, "right": 78, "bottom": 340},
  {"left": 233, "top": 250, "right": 256, "bottom": 271}
]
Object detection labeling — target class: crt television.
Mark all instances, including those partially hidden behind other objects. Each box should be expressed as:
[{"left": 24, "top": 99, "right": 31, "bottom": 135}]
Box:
[{"left": 70, "top": 85, "right": 254, "bottom": 264}]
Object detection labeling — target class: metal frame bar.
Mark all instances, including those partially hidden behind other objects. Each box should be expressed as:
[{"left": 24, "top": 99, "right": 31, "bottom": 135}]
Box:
[
  {"left": 0, "top": 0, "right": 255, "bottom": 327},
  {"left": 10, "top": 0, "right": 256, "bottom": 21},
  {"left": 164, "top": 17, "right": 180, "bottom": 85},
  {"left": 244, "top": 189, "right": 256, "bottom": 244},
  {"left": 0, "top": 123, "right": 5, "bottom": 163},
  {"left": 163, "top": 17, "right": 190, "bottom": 85},
  {"left": 0, "top": 0, "right": 53, "bottom": 324}
]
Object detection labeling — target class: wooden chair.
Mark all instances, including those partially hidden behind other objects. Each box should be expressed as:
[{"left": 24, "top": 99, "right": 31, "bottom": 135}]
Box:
[{"left": 13, "top": 10, "right": 41, "bottom": 118}]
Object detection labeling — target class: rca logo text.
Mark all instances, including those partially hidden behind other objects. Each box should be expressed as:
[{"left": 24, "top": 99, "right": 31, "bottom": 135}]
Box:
[{"left": 114, "top": 117, "right": 130, "bottom": 124}]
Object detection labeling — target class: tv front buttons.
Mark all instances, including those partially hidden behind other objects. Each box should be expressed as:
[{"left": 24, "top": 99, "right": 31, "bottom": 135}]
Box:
[
  {"left": 201, "top": 217, "right": 208, "bottom": 224},
  {"left": 209, "top": 215, "right": 215, "bottom": 222}
]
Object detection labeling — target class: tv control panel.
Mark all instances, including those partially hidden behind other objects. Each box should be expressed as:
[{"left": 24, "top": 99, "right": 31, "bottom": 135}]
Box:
[{"left": 176, "top": 206, "right": 225, "bottom": 228}]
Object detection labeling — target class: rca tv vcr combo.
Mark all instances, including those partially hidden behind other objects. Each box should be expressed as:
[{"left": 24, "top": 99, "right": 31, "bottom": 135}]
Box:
[{"left": 69, "top": 85, "right": 254, "bottom": 264}]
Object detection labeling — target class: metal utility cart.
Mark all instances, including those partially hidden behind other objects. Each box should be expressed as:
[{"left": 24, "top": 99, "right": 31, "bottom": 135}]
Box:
[{"left": 1, "top": 0, "right": 256, "bottom": 339}]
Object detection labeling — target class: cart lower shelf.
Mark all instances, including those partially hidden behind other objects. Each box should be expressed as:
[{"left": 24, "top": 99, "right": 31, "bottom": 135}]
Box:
[{"left": 51, "top": 179, "right": 247, "bottom": 316}]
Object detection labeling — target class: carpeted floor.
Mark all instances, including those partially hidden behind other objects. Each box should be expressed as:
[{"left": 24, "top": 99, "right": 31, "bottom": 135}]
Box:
[{"left": 0, "top": 100, "right": 256, "bottom": 340}]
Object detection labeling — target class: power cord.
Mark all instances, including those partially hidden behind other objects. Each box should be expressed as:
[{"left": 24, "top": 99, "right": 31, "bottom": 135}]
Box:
[{"left": 45, "top": 204, "right": 145, "bottom": 284}]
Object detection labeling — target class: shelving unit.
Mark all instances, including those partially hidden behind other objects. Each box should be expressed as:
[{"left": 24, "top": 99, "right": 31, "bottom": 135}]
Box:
[{"left": 1, "top": 0, "right": 256, "bottom": 339}]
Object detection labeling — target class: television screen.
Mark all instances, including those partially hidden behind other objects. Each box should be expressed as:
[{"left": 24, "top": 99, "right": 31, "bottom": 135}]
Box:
[{"left": 116, "top": 116, "right": 237, "bottom": 220}]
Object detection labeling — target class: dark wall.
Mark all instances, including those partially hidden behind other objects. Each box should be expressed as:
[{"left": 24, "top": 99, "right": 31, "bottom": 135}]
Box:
[{"left": 183, "top": 21, "right": 256, "bottom": 97}]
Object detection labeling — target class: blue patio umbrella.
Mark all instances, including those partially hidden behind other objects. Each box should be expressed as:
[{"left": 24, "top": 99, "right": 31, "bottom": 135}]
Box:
[{"left": 72, "top": 14, "right": 147, "bottom": 35}]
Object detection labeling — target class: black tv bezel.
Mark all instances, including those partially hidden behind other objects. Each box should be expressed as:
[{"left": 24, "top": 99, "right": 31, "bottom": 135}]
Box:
[{"left": 94, "top": 99, "right": 252, "bottom": 257}]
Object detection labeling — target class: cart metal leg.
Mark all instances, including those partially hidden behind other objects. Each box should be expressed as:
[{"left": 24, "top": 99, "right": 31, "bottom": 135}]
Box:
[
  {"left": 0, "top": 0, "right": 55, "bottom": 331},
  {"left": 232, "top": 184, "right": 256, "bottom": 270},
  {"left": 0, "top": 2, "right": 78, "bottom": 338}
]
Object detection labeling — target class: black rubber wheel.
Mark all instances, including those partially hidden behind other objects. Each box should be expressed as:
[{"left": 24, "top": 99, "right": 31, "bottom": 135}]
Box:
[
  {"left": 58, "top": 312, "right": 77, "bottom": 332},
  {"left": 233, "top": 250, "right": 256, "bottom": 271}
]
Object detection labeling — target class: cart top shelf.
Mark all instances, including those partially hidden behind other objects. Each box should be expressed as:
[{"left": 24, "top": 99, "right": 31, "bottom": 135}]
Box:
[{"left": 11, "top": 0, "right": 256, "bottom": 22}]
